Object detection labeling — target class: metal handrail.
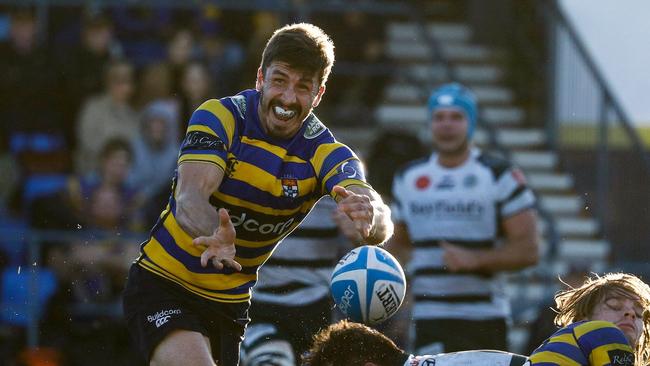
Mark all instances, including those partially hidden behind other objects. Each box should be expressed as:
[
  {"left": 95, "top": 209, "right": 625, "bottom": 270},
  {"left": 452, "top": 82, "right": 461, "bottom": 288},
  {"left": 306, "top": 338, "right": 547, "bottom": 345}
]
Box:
[{"left": 542, "top": 0, "right": 650, "bottom": 172}]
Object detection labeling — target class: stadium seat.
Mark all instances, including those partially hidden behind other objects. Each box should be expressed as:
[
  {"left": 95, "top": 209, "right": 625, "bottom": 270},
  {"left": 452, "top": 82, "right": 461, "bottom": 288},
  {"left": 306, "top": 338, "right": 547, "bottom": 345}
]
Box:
[{"left": 0, "top": 268, "right": 58, "bottom": 326}]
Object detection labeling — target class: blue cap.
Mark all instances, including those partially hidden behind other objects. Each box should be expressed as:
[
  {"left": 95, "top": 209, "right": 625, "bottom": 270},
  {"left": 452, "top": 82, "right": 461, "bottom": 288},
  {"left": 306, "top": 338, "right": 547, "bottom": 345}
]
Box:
[{"left": 427, "top": 82, "right": 478, "bottom": 138}]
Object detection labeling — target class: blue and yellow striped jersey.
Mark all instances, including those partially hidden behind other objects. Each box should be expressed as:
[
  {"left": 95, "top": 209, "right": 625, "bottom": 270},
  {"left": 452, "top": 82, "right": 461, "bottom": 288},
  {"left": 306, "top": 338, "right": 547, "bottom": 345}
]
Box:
[
  {"left": 529, "top": 320, "right": 635, "bottom": 366},
  {"left": 137, "top": 89, "right": 370, "bottom": 303}
]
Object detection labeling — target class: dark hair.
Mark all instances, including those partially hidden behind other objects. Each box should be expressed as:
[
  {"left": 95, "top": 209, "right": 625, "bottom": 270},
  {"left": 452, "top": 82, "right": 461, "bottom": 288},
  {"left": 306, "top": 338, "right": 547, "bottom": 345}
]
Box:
[
  {"left": 99, "top": 138, "right": 133, "bottom": 163},
  {"left": 260, "top": 23, "right": 335, "bottom": 86},
  {"left": 303, "top": 320, "right": 405, "bottom": 366}
]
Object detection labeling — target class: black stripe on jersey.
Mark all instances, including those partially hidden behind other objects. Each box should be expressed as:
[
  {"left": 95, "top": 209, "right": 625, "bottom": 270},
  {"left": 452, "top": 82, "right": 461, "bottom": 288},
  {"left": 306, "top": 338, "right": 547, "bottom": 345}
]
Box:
[
  {"left": 413, "top": 268, "right": 493, "bottom": 279},
  {"left": 415, "top": 294, "right": 492, "bottom": 303},
  {"left": 289, "top": 227, "right": 339, "bottom": 238},
  {"left": 504, "top": 185, "right": 526, "bottom": 203},
  {"left": 412, "top": 239, "right": 495, "bottom": 249},
  {"left": 477, "top": 152, "right": 511, "bottom": 179},
  {"left": 264, "top": 258, "right": 336, "bottom": 268},
  {"left": 256, "top": 282, "right": 311, "bottom": 294}
]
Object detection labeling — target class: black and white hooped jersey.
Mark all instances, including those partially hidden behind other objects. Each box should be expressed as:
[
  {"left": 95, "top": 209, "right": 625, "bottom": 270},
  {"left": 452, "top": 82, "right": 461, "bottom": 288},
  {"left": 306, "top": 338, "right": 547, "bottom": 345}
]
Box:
[
  {"left": 403, "top": 350, "right": 529, "bottom": 366},
  {"left": 391, "top": 148, "right": 536, "bottom": 320},
  {"left": 252, "top": 197, "right": 353, "bottom": 307}
]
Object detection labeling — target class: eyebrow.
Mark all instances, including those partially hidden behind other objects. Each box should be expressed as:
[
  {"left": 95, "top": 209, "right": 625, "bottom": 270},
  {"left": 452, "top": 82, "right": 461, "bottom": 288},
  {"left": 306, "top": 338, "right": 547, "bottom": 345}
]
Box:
[{"left": 270, "top": 68, "right": 314, "bottom": 84}]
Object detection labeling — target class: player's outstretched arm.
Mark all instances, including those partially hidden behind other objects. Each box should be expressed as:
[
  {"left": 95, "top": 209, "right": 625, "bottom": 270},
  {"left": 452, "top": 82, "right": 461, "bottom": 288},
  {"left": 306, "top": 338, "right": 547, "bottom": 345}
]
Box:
[
  {"left": 175, "top": 162, "right": 241, "bottom": 271},
  {"left": 332, "top": 185, "right": 393, "bottom": 245}
]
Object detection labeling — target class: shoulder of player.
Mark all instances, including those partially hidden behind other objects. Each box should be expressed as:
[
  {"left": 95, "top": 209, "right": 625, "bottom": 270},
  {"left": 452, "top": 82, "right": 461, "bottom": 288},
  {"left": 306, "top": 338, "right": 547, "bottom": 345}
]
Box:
[
  {"left": 475, "top": 151, "right": 514, "bottom": 179},
  {"left": 573, "top": 320, "right": 629, "bottom": 343}
]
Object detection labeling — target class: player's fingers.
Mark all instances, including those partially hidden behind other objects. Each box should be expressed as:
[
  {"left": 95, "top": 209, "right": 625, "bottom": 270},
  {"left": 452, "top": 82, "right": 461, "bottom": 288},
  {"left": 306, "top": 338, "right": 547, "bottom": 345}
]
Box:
[
  {"left": 201, "top": 249, "right": 220, "bottom": 268},
  {"left": 221, "top": 258, "right": 242, "bottom": 272},
  {"left": 218, "top": 208, "right": 233, "bottom": 228},
  {"left": 333, "top": 185, "right": 352, "bottom": 199},
  {"left": 193, "top": 235, "right": 213, "bottom": 248}
]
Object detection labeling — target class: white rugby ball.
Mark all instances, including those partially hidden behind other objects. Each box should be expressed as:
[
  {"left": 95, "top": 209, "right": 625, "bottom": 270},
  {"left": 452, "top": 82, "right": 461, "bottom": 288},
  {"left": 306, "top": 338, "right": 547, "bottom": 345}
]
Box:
[{"left": 330, "top": 245, "right": 406, "bottom": 324}]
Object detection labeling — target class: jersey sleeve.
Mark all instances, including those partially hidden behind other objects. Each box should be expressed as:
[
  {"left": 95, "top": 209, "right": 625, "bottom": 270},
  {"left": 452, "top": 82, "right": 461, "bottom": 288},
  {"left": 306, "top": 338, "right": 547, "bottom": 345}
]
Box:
[
  {"left": 310, "top": 142, "right": 371, "bottom": 198},
  {"left": 574, "top": 321, "right": 635, "bottom": 366},
  {"left": 177, "top": 99, "right": 236, "bottom": 171},
  {"left": 495, "top": 165, "right": 536, "bottom": 218}
]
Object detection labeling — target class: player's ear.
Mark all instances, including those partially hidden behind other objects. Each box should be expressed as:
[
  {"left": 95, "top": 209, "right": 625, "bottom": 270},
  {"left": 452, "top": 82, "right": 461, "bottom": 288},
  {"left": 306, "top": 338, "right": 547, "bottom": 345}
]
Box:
[
  {"left": 255, "top": 67, "right": 264, "bottom": 91},
  {"left": 312, "top": 85, "right": 325, "bottom": 108}
]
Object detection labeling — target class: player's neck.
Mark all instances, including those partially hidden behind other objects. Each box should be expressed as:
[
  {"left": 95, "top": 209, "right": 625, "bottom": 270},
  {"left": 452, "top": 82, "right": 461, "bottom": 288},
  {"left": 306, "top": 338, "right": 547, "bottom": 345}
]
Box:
[{"left": 437, "top": 147, "right": 471, "bottom": 168}]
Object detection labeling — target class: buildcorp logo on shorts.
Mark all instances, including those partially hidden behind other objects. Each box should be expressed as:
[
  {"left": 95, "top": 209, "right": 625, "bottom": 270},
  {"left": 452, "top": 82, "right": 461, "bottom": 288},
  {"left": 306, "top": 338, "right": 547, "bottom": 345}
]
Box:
[{"left": 147, "top": 309, "right": 181, "bottom": 328}]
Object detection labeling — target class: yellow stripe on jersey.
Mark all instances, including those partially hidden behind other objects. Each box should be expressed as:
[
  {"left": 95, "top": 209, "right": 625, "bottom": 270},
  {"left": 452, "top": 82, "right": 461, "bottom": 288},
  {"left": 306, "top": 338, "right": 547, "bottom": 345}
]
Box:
[
  {"left": 163, "top": 213, "right": 202, "bottom": 256},
  {"left": 235, "top": 252, "right": 274, "bottom": 267},
  {"left": 547, "top": 333, "right": 578, "bottom": 346},
  {"left": 310, "top": 143, "right": 344, "bottom": 177},
  {"left": 139, "top": 260, "right": 251, "bottom": 302},
  {"left": 186, "top": 124, "right": 219, "bottom": 138},
  {"left": 178, "top": 154, "right": 227, "bottom": 171},
  {"left": 141, "top": 236, "right": 256, "bottom": 292},
  {"left": 197, "top": 99, "right": 235, "bottom": 145},
  {"left": 529, "top": 351, "right": 581, "bottom": 366},
  {"left": 241, "top": 136, "right": 307, "bottom": 163},
  {"left": 590, "top": 343, "right": 635, "bottom": 365},
  {"left": 212, "top": 191, "right": 318, "bottom": 216},
  {"left": 232, "top": 160, "right": 317, "bottom": 198}
]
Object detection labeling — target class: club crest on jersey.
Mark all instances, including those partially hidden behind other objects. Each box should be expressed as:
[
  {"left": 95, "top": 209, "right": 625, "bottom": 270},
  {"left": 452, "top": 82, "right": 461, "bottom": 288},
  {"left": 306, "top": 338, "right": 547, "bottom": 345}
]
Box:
[
  {"left": 463, "top": 174, "right": 477, "bottom": 188},
  {"left": 281, "top": 177, "right": 299, "bottom": 198},
  {"left": 303, "top": 115, "right": 326, "bottom": 139}
]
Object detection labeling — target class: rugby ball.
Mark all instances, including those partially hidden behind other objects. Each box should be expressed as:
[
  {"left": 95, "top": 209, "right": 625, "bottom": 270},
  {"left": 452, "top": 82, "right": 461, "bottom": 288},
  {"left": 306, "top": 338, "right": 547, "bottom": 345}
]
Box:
[{"left": 330, "top": 245, "right": 406, "bottom": 324}]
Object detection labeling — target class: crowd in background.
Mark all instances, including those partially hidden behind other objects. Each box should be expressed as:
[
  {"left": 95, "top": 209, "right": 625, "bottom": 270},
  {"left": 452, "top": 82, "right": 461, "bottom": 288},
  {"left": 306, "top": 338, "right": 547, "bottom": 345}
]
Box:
[{"left": 0, "top": 4, "right": 390, "bottom": 365}]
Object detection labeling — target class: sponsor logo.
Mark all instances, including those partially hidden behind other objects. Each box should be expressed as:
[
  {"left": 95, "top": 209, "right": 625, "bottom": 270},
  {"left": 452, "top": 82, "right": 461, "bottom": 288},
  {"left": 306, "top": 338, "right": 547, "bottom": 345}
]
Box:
[
  {"left": 147, "top": 309, "right": 181, "bottom": 328},
  {"left": 511, "top": 168, "right": 527, "bottom": 185},
  {"left": 374, "top": 283, "right": 399, "bottom": 320},
  {"left": 463, "top": 174, "right": 477, "bottom": 188},
  {"left": 608, "top": 350, "right": 634, "bottom": 366},
  {"left": 409, "top": 200, "right": 484, "bottom": 218},
  {"left": 182, "top": 131, "right": 225, "bottom": 152},
  {"left": 226, "top": 156, "right": 239, "bottom": 177},
  {"left": 231, "top": 95, "right": 247, "bottom": 120},
  {"left": 435, "top": 175, "right": 454, "bottom": 189},
  {"left": 230, "top": 212, "right": 294, "bottom": 236},
  {"left": 340, "top": 161, "right": 359, "bottom": 179},
  {"left": 415, "top": 175, "right": 431, "bottom": 190},
  {"left": 338, "top": 284, "right": 355, "bottom": 315},
  {"left": 281, "top": 177, "right": 299, "bottom": 198},
  {"left": 303, "top": 116, "right": 326, "bottom": 139}
]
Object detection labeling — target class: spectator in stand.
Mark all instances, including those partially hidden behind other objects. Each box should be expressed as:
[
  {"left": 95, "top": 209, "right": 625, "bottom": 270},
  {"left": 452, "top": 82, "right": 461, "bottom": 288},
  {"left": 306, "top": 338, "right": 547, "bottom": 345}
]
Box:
[
  {"left": 130, "top": 101, "right": 180, "bottom": 224},
  {"left": 167, "top": 28, "right": 199, "bottom": 96},
  {"left": 178, "top": 61, "right": 214, "bottom": 132},
  {"left": 75, "top": 59, "right": 139, "bottom": 175},
  {"left": 386, "top": 83, "right": 539, "bottom": 354},
  {"left": 56, "top": 11, "right": 122, "bottom": 150}
]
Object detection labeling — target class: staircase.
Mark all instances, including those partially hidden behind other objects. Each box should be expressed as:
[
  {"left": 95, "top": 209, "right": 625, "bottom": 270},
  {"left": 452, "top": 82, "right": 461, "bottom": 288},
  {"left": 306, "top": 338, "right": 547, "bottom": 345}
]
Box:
[{"left": 335, "top": 19, "right": 610, "bottom": 353}]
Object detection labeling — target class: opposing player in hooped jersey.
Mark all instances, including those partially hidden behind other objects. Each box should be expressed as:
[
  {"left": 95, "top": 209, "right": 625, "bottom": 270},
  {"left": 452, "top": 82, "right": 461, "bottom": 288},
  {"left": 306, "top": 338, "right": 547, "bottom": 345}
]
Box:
[
  {"left": 240, "top": 197, "right": 359, "bottom": 366},
  {"left": 303, "top": 320, "right": 529, "bottom": 366},
  {"left": 386, "top": 83, "right": 539, "bottom": 353},
  {"left": 122, "top": 23, "right": 393, "bottom": 366}
]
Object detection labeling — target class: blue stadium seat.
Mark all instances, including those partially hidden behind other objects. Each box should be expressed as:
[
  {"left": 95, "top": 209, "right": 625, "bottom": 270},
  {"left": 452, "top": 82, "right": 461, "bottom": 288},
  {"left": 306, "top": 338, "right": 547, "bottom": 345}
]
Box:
[
  {"left": 0, "top": 268, "right": 58, "bottom": 326},
  {"left": 22, "top": 174, "right": 68, "bottom": 204}
]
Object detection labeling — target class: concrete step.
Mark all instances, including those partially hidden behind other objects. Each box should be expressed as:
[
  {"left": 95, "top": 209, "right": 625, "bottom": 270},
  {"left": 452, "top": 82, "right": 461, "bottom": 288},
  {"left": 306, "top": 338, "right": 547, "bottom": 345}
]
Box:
[
  {"left": 384, "top": 83, "right": 514, "bottom": 105},
  {"left": 559, "top": 239, "right": 610, "bottom": 261},
  {"left": 539, "top": 194, "right": 584, "bottom": 215},
  {"left": 397, "top": 63, "right": 505, "bottom": 84},
  {"left": 482, "top": 106, "right": 525, "bottom": 125},
  {"left": 511, "top": 151, "right": 558, "bottom": 171},
  {"left": 495, "top": 128, "right": 546, "bottom": 148},
  {"left": 387, "top": 40, "right": 500, "bottom": 63},
  {"left": 376, "top": 105, "right": 524, "bottom": 126},
  {"left": 541, "top": 217, "right": 600, "bottom": 237},
  {"left": 527, "top": 172, "right": 574, "bottom": 191},
  {"left": 387, "top": 22, "right": 473, "bottom": 43}
]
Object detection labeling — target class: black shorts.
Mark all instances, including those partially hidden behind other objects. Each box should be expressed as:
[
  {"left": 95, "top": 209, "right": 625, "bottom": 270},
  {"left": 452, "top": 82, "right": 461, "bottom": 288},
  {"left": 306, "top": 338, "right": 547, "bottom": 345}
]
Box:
[
  {"left": 122, "top": 264, "right": 250, "bottom": 365},
  {"left": 414, "top": 318, "right": 507, "bottom": 353}
]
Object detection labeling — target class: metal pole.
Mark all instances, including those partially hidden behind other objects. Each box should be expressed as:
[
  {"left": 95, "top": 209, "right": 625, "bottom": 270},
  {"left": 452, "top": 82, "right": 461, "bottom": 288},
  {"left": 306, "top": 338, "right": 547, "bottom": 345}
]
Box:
[
  {"left": 596, "top": 98, "right": 609, "bottom": 238},
  {"left": 26, "top": 234, "right": 41, "bottom": 347}
]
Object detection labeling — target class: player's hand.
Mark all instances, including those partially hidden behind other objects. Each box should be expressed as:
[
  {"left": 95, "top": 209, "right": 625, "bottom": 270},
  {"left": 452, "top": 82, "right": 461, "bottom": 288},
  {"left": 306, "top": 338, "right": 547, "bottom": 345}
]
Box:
[
  {"left": 333, "top": 185, "right": 374, "bottom": 239},
  {"left": 441, "top": 241, "right": 480, "bottom": 272},
  {"left": 332, "top": 208, "right": 364, "bottom": 244},
  {"left": 192, "top": 208, "right": 242, "bottom": 271}
]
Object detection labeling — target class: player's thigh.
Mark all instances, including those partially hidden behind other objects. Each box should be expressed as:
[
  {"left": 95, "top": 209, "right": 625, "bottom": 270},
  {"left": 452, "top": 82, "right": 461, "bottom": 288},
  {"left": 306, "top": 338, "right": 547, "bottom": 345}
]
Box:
[{"left": 150, "top": 329, "right": 214, "bottom": 366}]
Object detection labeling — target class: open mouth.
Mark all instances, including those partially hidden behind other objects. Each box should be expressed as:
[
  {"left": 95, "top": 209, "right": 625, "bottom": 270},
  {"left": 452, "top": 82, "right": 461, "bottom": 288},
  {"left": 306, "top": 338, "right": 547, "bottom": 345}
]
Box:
[{"left": 273, "top": 105, "right": 297, "bottom": 121}]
